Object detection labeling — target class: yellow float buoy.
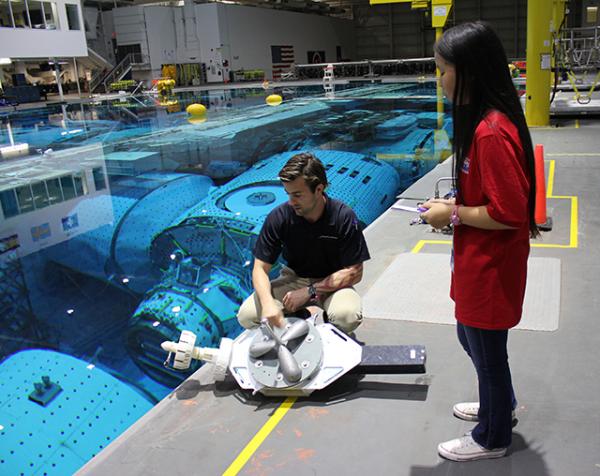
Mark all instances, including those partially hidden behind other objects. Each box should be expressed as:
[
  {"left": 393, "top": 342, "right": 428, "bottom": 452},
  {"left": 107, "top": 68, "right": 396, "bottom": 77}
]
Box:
[
  {"left": 186, "top": 103, "right": 207, "bottom": 116},
  {"left": 266, "top": 94, "right": 282, "bottom": 106},
  {"left": 188, "top": 116, "right": 207, "bottom": 125}
]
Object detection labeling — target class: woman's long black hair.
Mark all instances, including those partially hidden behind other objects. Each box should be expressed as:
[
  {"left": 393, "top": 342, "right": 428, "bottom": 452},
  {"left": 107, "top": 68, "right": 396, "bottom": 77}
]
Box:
[{"left": 434, "top": 21, "right": 539, "bottom": 237}]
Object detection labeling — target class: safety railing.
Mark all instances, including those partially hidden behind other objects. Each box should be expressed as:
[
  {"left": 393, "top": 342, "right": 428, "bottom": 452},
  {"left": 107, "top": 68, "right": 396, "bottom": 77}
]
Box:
[
  {"left": 558, "top": 26, "right": 600, "bottom": 70},
  {"left": 293, "top": 57, "right": 435, "bottom": 80},
  {"left": 90, "top": 53, "right": 150, "bottom": 94}
]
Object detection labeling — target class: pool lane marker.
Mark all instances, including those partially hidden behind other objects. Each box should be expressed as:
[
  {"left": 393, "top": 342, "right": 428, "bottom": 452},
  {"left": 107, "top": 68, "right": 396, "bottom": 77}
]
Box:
[
  {"left": 411, "top": 160, "right": 579, "bottom": 252},
  {"left": 222, "top": 397, "right": 297, "bottom": 475}
]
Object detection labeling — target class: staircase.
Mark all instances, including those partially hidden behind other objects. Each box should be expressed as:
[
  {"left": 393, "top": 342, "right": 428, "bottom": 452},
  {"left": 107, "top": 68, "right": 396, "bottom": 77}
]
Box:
[{"left": 89, "top": 53, "right": 150, "bottom": 94}]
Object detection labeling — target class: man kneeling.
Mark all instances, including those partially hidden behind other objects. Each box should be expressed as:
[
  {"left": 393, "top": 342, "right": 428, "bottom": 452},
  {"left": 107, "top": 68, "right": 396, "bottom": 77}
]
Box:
[{"left": 237, "top": 152, "right": 370, "bottom": 333}]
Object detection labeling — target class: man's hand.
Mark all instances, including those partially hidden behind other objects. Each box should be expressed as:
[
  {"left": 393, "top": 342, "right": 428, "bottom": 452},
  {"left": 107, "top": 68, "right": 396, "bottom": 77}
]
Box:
[
  {"left": 261, "top": 301, "right": 285, "bottom": 328},
  {"left": 282, "top": 288, "right": 311, "bottom": 313}
]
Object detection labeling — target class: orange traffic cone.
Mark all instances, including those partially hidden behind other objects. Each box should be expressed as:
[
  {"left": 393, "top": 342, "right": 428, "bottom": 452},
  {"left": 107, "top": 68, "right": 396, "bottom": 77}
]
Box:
[{"left": 534, "top": 144, "right": 553, "bottom": 231}]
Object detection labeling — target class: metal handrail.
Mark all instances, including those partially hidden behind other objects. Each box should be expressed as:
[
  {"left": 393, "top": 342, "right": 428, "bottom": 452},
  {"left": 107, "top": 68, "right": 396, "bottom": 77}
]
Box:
[
  {"left": 89, "top": 68, "right": 108, "bottom": 93},
  {"left": 102, "top": 53, "right": 134, "bottom": 92}
]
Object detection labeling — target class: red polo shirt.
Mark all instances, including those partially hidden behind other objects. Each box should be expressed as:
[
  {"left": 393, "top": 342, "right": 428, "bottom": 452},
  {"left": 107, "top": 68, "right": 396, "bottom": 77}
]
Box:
[{"left": 450, "top": 110, "right": 531, "bottom": 330}]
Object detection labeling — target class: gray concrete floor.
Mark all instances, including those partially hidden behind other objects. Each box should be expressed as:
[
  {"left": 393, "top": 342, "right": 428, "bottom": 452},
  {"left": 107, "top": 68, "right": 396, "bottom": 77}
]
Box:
[{"left": 76, "top": 118, "right": 600, "bottom": 476}]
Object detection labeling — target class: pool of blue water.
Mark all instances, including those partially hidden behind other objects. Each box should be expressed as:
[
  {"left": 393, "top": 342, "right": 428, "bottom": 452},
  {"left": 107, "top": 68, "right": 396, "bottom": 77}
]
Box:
[{"left": 0, "top": 80, "right": 452, "bottom": 474}]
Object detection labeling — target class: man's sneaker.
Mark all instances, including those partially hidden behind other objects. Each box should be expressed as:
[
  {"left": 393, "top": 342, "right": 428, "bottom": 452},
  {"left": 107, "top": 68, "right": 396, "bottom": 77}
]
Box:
[
  {"left": 438, "top": 435, "right": 507, "bottom": 462},
  {"left": 453, "top": 402, "right": 517, "bottom": 426}
]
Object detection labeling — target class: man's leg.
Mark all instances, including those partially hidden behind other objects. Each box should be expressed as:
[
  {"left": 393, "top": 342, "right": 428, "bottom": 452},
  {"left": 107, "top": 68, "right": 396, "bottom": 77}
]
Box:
[
  {"left": 236, "top": 267, "right": 310, "bottom": 329},
  {"left": 321, "top": 287, "right": 363, "bottom": 333}
]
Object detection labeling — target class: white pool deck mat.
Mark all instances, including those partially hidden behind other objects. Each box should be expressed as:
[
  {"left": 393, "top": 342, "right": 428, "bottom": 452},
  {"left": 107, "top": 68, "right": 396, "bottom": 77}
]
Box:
[{"left": 363, "top": 253, "right": 561, "bottom": 331}]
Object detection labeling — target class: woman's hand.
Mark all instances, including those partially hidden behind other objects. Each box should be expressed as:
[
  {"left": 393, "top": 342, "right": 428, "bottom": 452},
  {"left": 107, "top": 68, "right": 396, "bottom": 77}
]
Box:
[{"left": 420, "top": 198, "right": 455, "bottom": 230}]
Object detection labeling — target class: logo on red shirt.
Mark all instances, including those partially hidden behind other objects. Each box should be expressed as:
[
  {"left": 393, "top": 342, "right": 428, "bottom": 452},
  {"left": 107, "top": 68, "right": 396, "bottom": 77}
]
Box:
[{"left": 461, "top": 157, "right": 470, "bottom": 174}]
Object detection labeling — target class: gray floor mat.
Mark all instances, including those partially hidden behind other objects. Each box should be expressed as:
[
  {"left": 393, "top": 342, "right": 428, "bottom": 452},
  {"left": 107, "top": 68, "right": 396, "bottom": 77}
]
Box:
[{"left": 363, "top": 253, "right": 561, "bottom": 331}]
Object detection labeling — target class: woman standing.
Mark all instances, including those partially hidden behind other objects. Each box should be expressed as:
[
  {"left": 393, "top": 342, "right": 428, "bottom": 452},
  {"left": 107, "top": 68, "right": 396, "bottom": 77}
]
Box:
[{"left": 421, "top": 21, "right": 539, "bottom": 461}]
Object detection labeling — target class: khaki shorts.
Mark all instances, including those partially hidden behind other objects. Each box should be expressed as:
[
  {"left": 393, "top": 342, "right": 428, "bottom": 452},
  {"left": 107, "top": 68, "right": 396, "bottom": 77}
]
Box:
[{"left": 237, "top": 266, "right": 363, "bottom": 333}]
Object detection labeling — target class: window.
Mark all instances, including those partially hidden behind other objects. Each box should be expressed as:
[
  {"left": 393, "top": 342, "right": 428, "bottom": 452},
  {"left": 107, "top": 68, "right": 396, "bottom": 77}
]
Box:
[
  {"left": 0, "top": 0, "right": 14, "bottom": 27},
  {"left": 31, "top": 181, "right": 49, "bottom": 209},
  {"left": 73, "top": 172, "right": 87, "bottom": 196},
  {"left": 10, "top": 0, "right": 30, "bottom": 28},
  {"left": 15, "top": 185, "right": 34, "bottom": 213},
  {"left": 92, "top": 167, "right": 106, "bottom": 191},
  {"left": 65, "top": 3, "right": 79, "bottom": 30},
  {"left": 0, "top": 189, "right": 19, "bottom": 218},
  {"left": 45, "top": 177, "right": 63, "bottom": 204},
  {"left": 28, "top": 0, "right": 57, "bottom": 29},
  {"left": 60, "top": 175, "right": 76, "bottom": 200},
  {"left": 177, "top": 262, "right": 200, "bottom": 287}
]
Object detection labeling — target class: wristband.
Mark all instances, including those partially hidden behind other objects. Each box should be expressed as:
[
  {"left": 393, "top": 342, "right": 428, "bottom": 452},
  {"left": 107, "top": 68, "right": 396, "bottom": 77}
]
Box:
[
  {"left": 450, "top": 205, "right": 462, "bottom": 226},
  {"left": 308, "top": 283, "right": 318, "bottom": 301}
]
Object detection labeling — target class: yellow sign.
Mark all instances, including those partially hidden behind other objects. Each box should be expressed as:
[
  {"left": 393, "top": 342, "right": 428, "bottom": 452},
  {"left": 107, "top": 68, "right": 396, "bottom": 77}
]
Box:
[{"left": 431, "top": 0, "right": 452, "bottom": 27}]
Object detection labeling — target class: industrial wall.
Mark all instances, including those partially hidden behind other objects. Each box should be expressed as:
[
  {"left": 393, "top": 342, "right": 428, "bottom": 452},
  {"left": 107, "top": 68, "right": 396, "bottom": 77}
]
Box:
[
  {"left": 352, "top": 0, "right": 528, "bottom": 61},
  {"left": 215, "top": 4, "right": 355, "bottom": 76},
  {"left": 112, "top": 6, "right": 149, "bottom": 59},
  {"left": 111, "top": 2, "right": 354, "bottom": 83}
]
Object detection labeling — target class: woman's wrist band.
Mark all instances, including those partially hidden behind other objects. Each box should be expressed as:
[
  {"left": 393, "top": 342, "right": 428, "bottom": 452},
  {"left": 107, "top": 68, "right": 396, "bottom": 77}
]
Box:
[{"left": 450, "top": 205, "right": 462, "bottom": 226}]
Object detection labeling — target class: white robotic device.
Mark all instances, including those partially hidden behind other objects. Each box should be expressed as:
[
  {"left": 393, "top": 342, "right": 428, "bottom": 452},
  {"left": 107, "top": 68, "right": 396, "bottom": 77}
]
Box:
[
  {"left": 162, "top": 316, "right": 426, "bottom": 397},
  {"left": 162, "top": 317, "right": 363, "bottom": 396}
]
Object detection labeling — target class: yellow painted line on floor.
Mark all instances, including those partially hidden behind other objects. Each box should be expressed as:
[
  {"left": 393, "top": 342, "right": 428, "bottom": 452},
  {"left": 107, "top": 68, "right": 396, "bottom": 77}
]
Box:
[
  {"left": 546, "top": 153, "right": 600, "bottom": 157},
  {"left": 410, "top": 160, "right": 578, "bottom": 251},
  {"left": 222, "top": 397, "right": 297, "bottom": 476},
  {"left": 575, "top": 119, "right": 580, "bottom": 129},
  {"left": 411, "top": 239, "right": 451, "bottom": 253}
]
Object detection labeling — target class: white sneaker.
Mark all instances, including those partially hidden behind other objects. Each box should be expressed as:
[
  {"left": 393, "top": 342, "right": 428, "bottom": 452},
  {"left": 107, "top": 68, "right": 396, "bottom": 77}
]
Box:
[
  {"left": 438, "top": 435, "right": 507, "bottom": 461},
  {"left": 453, "top": 402, "right": 516, "bottom": 424},
  {"left": 453, "top": 402, "right": 480, "bottom": 421}
]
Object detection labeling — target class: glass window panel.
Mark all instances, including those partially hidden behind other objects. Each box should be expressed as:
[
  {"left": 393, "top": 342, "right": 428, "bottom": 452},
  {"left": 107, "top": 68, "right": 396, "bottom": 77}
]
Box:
[
  {"left": 46, "top": 177, "right": 63, "bottom": 204},
  {"left": 31, "top": 181, "right": 49, "bottom": 209},
  {"left": 16, "top": 185, "right": 34, "bottom": 213},
  {"left": 92, "top": 167, "right": 106, "bottom": 191},
  {"left": 65, "top": 3, "right": 79, "bottom": 30},
  {"left": 60, "top": 175, "right": 76, "bottom": 200},
  {"left": 28, "top": 0, "right": 56, "bottom": 29},
  {"left": 0, "top": 189, "right": 19, "bottom": 218},
  {"left": 10, "top": 0, "right": 30, "bottom": 27},
  {"left": 73, "top": 172, "right": 87, "bottom": 196},
  {"left": 27, "top": 0, "right": 43, "bottom": 28},
  {"left": 44, "top": 1, "right": 58, "bottom": 29},
  {"left": 0, "top": 0, "right": 14, "bottom": 27}
]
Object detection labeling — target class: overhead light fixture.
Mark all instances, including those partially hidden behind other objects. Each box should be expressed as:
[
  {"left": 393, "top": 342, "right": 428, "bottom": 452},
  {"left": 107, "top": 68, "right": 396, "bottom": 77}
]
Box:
[{"left": 0, "top": 58, "right": 11, "bottom": 65}]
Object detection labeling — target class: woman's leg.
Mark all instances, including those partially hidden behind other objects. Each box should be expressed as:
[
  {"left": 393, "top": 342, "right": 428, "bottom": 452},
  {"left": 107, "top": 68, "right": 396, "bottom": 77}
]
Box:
[
  {"left": 457, "top": 323, "right": 517, "bottom": 412},
  {"left": 459, "top": 324, "right": 515, "bottom": 449}
]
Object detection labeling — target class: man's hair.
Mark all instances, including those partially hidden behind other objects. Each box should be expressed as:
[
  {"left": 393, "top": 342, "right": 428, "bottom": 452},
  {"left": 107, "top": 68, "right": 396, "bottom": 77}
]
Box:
[{"left": 278, "top": 152, "right": 328, "bottom": 192}]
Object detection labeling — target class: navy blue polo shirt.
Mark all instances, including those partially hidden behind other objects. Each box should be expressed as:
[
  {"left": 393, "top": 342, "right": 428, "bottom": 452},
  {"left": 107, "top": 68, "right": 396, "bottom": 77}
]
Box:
[{"left": 253, "top": 197, "right": 370, "bottom": 279}]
